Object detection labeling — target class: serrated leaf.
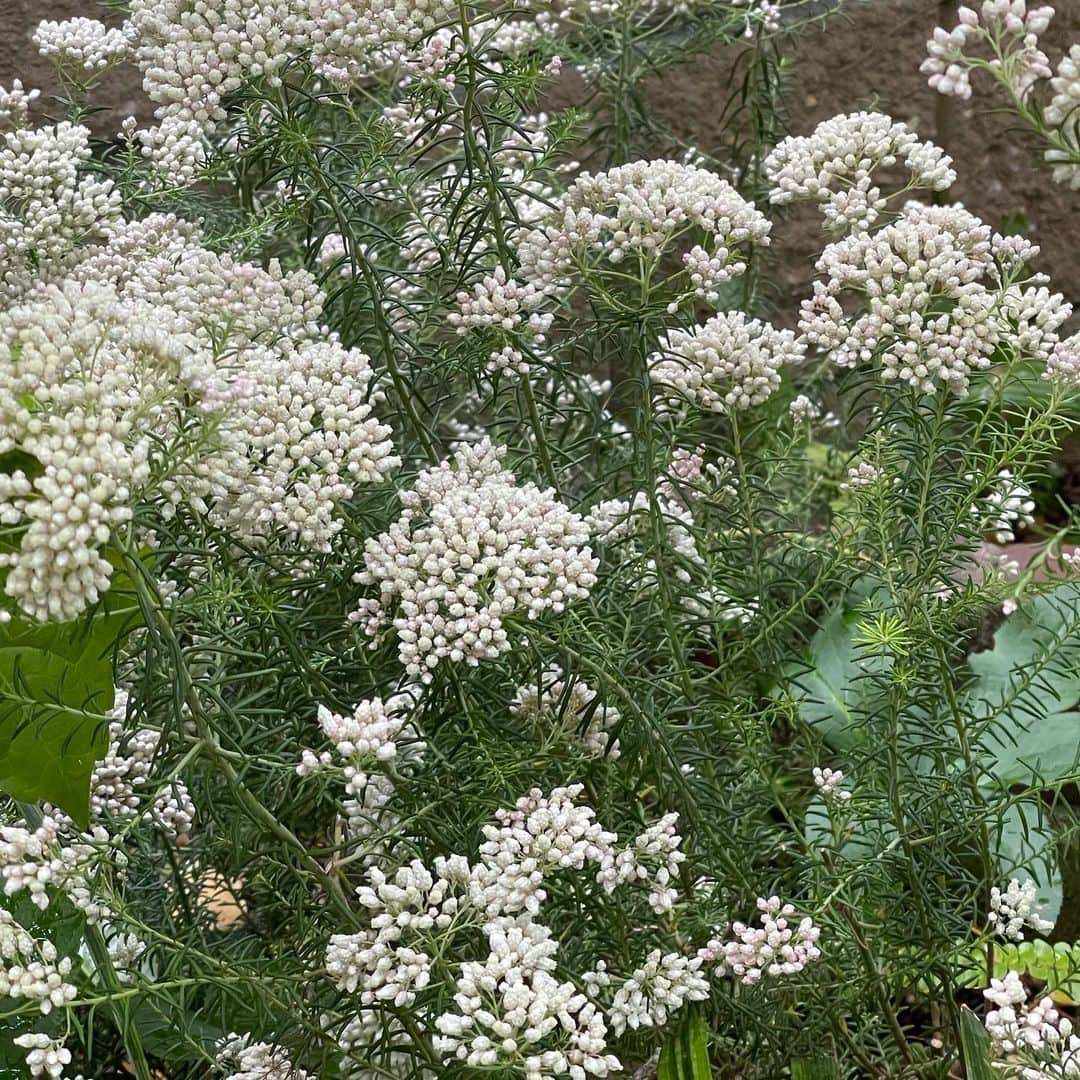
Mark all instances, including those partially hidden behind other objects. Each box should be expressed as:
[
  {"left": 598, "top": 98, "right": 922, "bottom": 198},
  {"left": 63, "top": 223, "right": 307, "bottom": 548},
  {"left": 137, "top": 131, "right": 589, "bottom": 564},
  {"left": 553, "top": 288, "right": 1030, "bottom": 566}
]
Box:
[{"left": 958, "top": 1006, "right": 996, "bottom": 1080}]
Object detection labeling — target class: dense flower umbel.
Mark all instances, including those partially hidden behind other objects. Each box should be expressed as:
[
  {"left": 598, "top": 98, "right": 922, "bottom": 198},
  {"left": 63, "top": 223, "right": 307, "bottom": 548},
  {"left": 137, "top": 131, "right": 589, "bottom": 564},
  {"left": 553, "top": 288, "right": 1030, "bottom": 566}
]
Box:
[
  {"left": 216, "top": 1034, "right": 312, "bottom": 1080},
  {"left": 0, "top": 208, "right": 397, "bottom": 620},
  {"left": 351, "top": 439, "right": 596, "bottom": 680},
  {"left": 984, "top": 970, "right": 1080, "bottom": 1078},
  {"left": 513, "top": 159, "right": 771, "bottom": 308},
  {"left": 699, "top": 896, "right": 822, "bottom": 985},
  {"left": 798, "top": 201, "right": 1071, "bottom": 394},
  {"left": 32, "top": 18, "right": 132, "bottom": 72},
  {"left": 765, "top": 111, "right": 956, "bottom": 231},
  {"left": 434, "top": 919, "right": 621, "bottom": 1080},
  {"left": 920, "top": 3, "right": 1080, "bottom": 190},
  {"left": 650, "top": 310, "right": 804, "bottom": 411},
  {"left": 988, "top": 878, "right": 1054, "bottom": 941},
  {"left": 606, "top": 950, "right": 709, "bottom": 1036},
  {"left": 324, "top": 786, "right": 713, "bottom": 1077},
  {"left": 0, "top": 910, "right": 76, "bottom": 1015},
  {"left": 0, "top": 122, "right": 121, "bottom": 303}
]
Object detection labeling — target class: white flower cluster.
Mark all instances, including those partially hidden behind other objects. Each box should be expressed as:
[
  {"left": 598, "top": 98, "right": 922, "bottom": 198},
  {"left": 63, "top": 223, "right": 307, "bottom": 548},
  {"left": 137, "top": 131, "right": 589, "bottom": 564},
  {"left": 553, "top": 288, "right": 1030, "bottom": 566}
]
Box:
[
  {"left": 764, "top": 112, "right": 955, "bottom": 231},
  {"left": 923, "top": 2, "right": 1055, "bottom": 102},
  {"left": 0, "top": 909, "right": 77, "bottom": 1015},
  {"left": 812, "top": 766, "right": 851, "bottom": 801},
  {"left": 1046, "top": 45, "right": 1080, "bottom": 189},
  {"left": 597, "top": 814, "right": 686, "bottom": 915},
  {"left": 650, "top": 311, "right": 804, "bottom": 412},
  {"left": 984, "top": 970, "right": 1080, "bottom": 1078},
  {"left": 0, "top": 81, "right": 39, "bottom": 130},
  {"left": 799, "top": 201, "right": 1072, "bottom": 394},
  {"left": 126, "top": 0, "right": 307, "bottom": 127},
  {"left": 13, "top": 1034, "right": 71, "bottom": 1080},
  {"left": 475, "top": 786, "right": 619, "bottom": 917},
  {"left": 0, "top": 814, "right": 110, "bottom": 922},
  {"left": 33, "top": 18, "right": 132, "bottom": 72},
  {"left": 839, "top": 463, "right": 884, "bottom": 493},
  {"left": 1045, "top": 334, "right": 1080, "bottom": 386},
  {"left": 306, "top": 0, "right": 459, "bottom": 83},
  {"left": 607, "top": 950, "right": 709, "bottom": 1036},
  {"left": 351, "top": 439, "right": 596, "bottom": 681},
  {"left": 789, "top": 394, "right": 822, "bottom": 422},
  {"left": 971, "top": 470, "right": 1036, "bottom": 544},
  {"left": 920, "top": 3, "right": 1080, "bottom": 188},
  {"left": 434, "top": 917, "right": 620, "bottom": 1080},
  {"left": 510, "top": 664, "right": 621, "bottom": 758},
  {"left": 699, "top": 896, "right": 822, "bottom": 986},
  {"left": 216, "top": 1034, "right": 311, "bottom": 1080},
  {"left": 60, "top": 690, "right": 194, "bottom": 837},
  {"left": 450, "top": 266, "right": 553, "bottom": 338},
  {"left": 0, "top": 207, "right": 397, "bottom": 620},
  {"left": 326, "top": 856, "right": 468, "bottom": 1006},
  {"left": 324, "top": 785, "right": 707, "bottom": 1077},
  {"left": 988, "top": 878, "right": 1055, "bottom": 941},
  {"left": 514, "top": 159, "right": 771, "bottom": 307},
  {"left": 299, "top": 689, "right": 424, "bottom": 846},
  {"left": 0, "top": 122, "right": 121, "bottom": 304}
]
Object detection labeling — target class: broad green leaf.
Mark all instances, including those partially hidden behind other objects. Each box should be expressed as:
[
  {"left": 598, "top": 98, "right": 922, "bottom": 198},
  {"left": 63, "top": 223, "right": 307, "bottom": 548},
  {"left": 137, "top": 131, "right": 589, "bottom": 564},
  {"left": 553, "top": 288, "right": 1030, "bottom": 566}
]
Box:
[
  {"left": 780, "top": 608, "right": 891, "bottom": 749},
  {"left": 658, "top": 1010, "right": 712, "bottom": 1080},
  {"left": 805, "top": 793, "right": 894, "bottom": 860},
  {"left": 957, "top": 1006, "right": 996, "bottom": 1080},
  {"left": 991, "top": 798, "right": 1062, "bottom": 927},
  {"left": 0, "top": 595, "right": 138, "bottom": 827},
  {"left": 983, "top": 708, "right": 1080, "bottom": 789},
  {"left": 965, "top": 583, "right": 1080, "bottom": 789}
]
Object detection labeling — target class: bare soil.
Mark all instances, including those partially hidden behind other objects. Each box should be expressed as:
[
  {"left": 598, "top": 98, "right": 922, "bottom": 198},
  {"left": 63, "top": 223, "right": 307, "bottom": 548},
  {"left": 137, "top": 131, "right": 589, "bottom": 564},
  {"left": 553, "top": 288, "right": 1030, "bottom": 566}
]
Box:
[{"left": 3, "top": 0, "right": 1079, "bottom": 310}]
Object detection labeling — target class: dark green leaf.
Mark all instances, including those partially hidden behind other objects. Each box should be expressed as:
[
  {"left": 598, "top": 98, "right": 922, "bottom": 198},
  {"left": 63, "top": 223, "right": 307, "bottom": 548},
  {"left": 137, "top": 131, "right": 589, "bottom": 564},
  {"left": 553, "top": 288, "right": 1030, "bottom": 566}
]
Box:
[
  {"left": 0, "top": 595, "right": 138, "bottom": 826},
  {"left": 957, "top": 1006, "right": 996, "bottom": 1080},
  {"left": 791, "top": 1055, "right": 839, "bottom": 1080},
  {"left": 992, "top": 798, "right": 1062, "bottom": 927},
  {"left": 779, "top": 608, "right": 890, "bottom": 749}
]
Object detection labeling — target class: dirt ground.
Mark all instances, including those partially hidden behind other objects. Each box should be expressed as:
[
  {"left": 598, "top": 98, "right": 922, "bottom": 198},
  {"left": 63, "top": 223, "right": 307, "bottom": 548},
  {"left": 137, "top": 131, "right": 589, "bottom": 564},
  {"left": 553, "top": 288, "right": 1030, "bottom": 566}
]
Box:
[
  {"left": 3, "top": 0, "right": 1079, "bottom": 310},
  {"left": 644, "top": 0, "right": 1080, "bottom": 317}
]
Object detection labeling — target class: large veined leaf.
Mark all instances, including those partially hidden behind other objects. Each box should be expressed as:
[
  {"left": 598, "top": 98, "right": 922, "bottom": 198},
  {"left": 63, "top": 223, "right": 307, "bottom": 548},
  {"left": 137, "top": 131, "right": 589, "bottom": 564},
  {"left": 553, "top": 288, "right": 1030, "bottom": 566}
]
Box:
[
  {"left": 965, "top": 583, "right": 1080, "bottom": 790},
  {"left": 780, "top": 608, "right": 891, "bottom": 749},
  {"left": 0, "top": 597, "right": 137, "bottom": 827},
  {"left": 990, "top": 797, "right": 1062, "bottom": 927}
]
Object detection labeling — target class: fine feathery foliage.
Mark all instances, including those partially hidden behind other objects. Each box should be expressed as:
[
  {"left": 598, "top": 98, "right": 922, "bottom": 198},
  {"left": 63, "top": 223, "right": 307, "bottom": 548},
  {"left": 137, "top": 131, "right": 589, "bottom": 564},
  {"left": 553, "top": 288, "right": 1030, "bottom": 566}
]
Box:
[{"left": 3, "top": 1, "right": 1080, "bottom": 1079}]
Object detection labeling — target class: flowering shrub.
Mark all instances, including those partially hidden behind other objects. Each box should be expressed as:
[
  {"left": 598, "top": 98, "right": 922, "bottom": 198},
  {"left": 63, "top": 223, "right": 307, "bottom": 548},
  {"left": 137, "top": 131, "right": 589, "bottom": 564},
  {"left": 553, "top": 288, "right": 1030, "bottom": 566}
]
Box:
[{"left": 2, "top": 2, "right": 1080, "bottom": 1079}]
